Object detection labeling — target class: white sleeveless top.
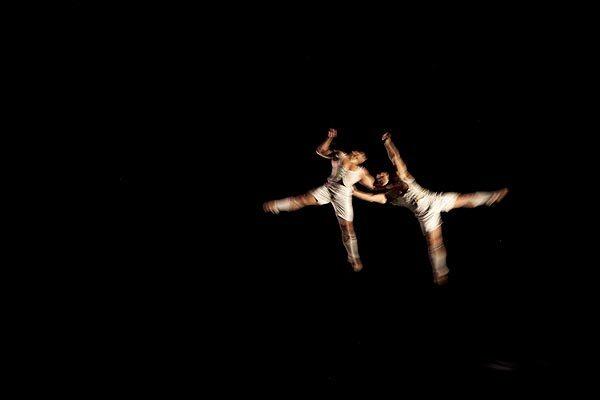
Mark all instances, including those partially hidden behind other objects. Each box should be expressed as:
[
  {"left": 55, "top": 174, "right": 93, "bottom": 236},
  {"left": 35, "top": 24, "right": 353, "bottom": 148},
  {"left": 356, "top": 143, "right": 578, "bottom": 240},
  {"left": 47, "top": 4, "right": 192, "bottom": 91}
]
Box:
[
  {"left": 389, "top": 178, "right": 431, "bottom": 212},
  {"left": 327, "top": 152, "right": 364, "bottom": 187}
]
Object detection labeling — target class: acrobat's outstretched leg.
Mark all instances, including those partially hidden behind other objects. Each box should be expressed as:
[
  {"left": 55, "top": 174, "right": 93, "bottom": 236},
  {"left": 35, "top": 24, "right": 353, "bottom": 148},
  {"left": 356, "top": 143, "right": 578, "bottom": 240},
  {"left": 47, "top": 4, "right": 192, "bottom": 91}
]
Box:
[
  {"left": 263, "top": 193, "right": 363, "bottom": 272},
  {"left": 452, "top": 188, "right": 509, "bottom": 209},
  {"left": 263, "top": 193, "right": 318, "bottom": 214},
  {"left": 423, "top": 187, "right": 508, "bottom": 285}
]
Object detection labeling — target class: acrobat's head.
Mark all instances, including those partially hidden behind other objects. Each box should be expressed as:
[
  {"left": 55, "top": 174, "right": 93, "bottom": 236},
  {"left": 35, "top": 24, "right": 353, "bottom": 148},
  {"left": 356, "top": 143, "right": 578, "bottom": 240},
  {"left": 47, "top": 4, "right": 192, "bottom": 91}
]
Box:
[
  {"left": 375, "top": 171, "right": 390, "bottom": 187},
  {"left": 348, "top": 150, "right": 367, "bottom": 165}
]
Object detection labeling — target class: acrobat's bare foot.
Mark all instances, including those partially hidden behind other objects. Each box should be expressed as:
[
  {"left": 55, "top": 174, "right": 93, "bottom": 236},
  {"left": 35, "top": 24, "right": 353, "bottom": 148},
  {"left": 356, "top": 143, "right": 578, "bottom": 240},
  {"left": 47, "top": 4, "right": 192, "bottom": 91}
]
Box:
[
  {"left": 487, "top": 188, "right": 509, "bottom": 206},
  {"left": 350, "top": 258, "right": 363, "bottom": 272},
  {"left": 433, "top": 272, "right": 449, "bottom": 286},
  {"left": 263, "top": 201, "right": 280, "bottom": 214}
]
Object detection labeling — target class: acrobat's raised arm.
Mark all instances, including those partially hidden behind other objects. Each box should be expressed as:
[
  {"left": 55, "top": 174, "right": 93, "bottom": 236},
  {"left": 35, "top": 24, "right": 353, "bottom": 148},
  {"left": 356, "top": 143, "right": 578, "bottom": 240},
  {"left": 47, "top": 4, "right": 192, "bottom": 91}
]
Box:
[
  {"left": 382, "top": 132, "right": 413, "bottom": 181},
  {"left": 316, "top": 129, "right": 339, "bottom": 159}
]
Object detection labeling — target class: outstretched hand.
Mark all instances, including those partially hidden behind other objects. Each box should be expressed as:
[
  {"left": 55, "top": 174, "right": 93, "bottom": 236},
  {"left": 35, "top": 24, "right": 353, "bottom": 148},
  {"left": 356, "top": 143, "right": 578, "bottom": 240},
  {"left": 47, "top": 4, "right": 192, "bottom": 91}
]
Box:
[
  {"left": 328, "top": 128, "right": 338, "bottom": 138},
  {"left": 382, "top": 132, "right": 391, "bottom": 142}
]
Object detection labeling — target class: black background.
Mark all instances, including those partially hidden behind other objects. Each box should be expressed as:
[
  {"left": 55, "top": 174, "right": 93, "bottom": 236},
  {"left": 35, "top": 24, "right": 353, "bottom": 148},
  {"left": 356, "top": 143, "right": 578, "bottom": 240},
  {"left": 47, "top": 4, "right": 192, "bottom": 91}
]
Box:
[{"left": 99, "top": 2, "right": 592, "bottom": 395}]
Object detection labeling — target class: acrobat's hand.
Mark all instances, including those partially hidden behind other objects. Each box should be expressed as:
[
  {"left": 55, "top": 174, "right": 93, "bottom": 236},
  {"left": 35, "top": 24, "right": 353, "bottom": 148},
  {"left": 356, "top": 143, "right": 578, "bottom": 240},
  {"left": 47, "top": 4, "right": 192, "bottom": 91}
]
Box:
[
  {"left": 328, "top": 128, "right": 338, "bottom": 138},
  {"left": 382, "top": 132, "right": 391, "bottom": 142}
]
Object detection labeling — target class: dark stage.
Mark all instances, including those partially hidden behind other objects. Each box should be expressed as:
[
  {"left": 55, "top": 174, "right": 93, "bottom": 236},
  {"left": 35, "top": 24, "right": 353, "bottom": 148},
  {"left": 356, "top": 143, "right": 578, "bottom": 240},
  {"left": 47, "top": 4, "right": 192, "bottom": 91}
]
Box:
[{"left": 111, "top": 5, "right": 589, "bottom": 395}]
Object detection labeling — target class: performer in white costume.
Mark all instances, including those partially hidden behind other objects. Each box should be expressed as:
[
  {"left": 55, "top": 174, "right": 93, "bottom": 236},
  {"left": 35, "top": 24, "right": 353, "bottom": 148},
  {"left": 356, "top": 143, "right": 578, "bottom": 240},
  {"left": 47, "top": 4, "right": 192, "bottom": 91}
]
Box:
[
  {"left": 353, "top": 132, "right": 508, "bottom": 285},
  {"left": 263, "top": 129, "right": 376, "bottom": 272}
]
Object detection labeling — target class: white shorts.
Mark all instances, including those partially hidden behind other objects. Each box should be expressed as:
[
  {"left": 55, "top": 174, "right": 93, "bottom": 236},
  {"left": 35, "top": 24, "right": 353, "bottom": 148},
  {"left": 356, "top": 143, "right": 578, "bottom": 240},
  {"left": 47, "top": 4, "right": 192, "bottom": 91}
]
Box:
[
  {"left": 415, "top": 192, "right": 459, "bottom": 234},
  {"left": 310, "top": 182, "right": 354, "bottom": 221}
]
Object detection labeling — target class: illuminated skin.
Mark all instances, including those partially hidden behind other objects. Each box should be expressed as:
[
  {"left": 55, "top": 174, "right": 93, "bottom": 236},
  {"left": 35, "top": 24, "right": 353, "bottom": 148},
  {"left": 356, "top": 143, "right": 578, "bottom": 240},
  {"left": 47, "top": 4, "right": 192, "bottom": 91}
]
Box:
[
  {"left": 353, "top": 132, "right": 509, "bottom": 285},
  {"left": 263, "top": 129, "right": 375, "bottom": 272}
]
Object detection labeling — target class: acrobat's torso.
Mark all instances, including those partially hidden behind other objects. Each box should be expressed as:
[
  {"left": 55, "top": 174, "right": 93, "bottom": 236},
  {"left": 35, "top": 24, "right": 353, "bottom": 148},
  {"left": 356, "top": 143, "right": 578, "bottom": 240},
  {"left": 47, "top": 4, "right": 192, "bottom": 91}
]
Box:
[
  {"left": 384, "top": 178, "right": 432, "bottom": 213},
  {"left": 327, "top": 152, "right": 364, "bottom": 188}
]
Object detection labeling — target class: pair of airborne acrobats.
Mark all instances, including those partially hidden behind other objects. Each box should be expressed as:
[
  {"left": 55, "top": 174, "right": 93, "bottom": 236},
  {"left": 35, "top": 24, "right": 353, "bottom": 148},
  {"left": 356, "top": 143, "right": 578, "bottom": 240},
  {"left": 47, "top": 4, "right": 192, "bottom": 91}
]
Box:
[{"left": 263, "top": 129, "right": 508, "bottom": 286}]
